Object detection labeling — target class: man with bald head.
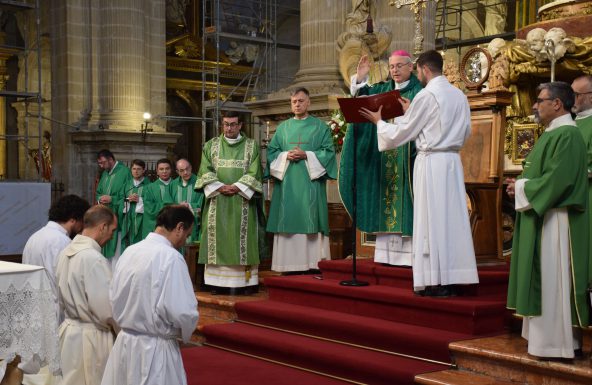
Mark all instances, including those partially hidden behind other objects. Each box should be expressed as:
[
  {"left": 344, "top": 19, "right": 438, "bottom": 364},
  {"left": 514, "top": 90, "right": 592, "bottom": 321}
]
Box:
[
  {"left": 56, "top": 205, "right": 119, "bottom": 385},
  {"left": 171, "top": 158, "right": 204, "bottom": 245},
  {"left": 339, "top": 50, "right": 422, "bottom": 268}
]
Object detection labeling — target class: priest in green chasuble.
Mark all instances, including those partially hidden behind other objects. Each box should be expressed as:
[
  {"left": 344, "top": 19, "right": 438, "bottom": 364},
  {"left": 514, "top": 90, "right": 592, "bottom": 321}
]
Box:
[
  {"left": 119, "top": 159, "right": 149, "bottom": 253},
  {"left": 142, "top": 158, "right": 175, "bottom": 239},
  {"left": 95, "top": 149, "right": 131, "bottom": 260},
  {"left": 506, "top": 82, "right": 590, "bottom": 359},
  {"left": 340, "top": 50, "right": 421, "bottom": 266},
  {"left": 172, "top": 158, "right": 204, "bottom": 244},
  {"left": 195, "top": 111, "right": 263, "bottom": 294},
  {"left": 266, "top": 87, "right": 337, "bottom": 272},
  {"left": 572, "top": 75, "right": 592, "bottom": 250}
]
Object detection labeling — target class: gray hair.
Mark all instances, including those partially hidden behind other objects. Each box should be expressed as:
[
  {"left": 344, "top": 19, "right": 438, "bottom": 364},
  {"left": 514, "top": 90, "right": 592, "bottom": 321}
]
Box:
[{"left": 537, "top": 81, "right": 575, "bottom": 112}]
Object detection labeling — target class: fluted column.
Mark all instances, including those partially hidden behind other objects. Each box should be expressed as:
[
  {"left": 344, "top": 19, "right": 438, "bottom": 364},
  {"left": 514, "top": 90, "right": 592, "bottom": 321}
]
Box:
[
  {"left": 97, "top": 0, "right": 150, "bottom": 130},
  {"left": 290, "top": 0, "right": 348, "bottom": 92}
]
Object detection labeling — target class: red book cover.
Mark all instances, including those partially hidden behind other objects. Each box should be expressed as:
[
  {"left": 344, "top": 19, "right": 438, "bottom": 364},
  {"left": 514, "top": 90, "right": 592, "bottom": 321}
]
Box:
[{"left": 337, "top": 89, "right": 404, "bottom": 123}]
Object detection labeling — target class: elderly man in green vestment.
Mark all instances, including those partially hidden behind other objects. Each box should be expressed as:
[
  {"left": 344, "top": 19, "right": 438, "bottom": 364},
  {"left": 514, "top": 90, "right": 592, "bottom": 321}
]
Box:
[
  {"left": 572, "top": 75, "right": 592, "bottom": 253},
  {"left": 266, "top": 87, "right": 337, "bottom": 273},
  {"left": 96, "top": 149, "right": 131, "bottom": 260},
  {"left": 142, "top": 158, "right": 175, "bottom": 239},
  {"left": 195, "top": 111, "right": 263, "bottom": 294},
  {"left": 506, "top": 82, "right": 590, "bottom": 359},
  {"left": 119, "top": 159, "right": 149, "bottom": 253},
  {"left": 172, "top": 158, "right": 204, "bottom": 244},
  {"left": 340, "top": 50, "right": 422, "bottom": 266}
]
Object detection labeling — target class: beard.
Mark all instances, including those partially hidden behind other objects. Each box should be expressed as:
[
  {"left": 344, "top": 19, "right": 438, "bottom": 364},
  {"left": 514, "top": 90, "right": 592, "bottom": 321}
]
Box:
[{"left": 533, "top": 112, "right": 540, "bottom": 124}]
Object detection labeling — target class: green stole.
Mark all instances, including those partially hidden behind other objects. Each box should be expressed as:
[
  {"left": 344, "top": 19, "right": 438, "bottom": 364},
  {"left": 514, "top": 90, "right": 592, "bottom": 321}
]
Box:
[
  {"left": 195, "top": 134, "right": 263, "bottom": 265},
  {"left": 95, "top": 161, "right": 131, "bottom": 258},
  {"left": 338, "top": 74, "right": 422, "bottom": 235},
  {"left": 265, "top": 115, "right": 337, "bottom": 235},
  {"left": 507, "top": 124, "right": 590, "bottom": 327}
]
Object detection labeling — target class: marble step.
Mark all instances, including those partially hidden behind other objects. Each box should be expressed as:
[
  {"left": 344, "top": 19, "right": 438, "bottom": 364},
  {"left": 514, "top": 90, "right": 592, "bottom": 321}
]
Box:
[
  {"left": 415, "top": 369, "right": 515, "bottom": 385},
  {"left": 450, "top": 334, "right": 592, "bottom": 385}
]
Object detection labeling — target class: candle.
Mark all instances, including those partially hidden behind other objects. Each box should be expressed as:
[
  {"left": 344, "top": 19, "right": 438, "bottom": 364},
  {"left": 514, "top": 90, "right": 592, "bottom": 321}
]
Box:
[{"left": 266, "top": 121, "right": 270, "bottom": 138}]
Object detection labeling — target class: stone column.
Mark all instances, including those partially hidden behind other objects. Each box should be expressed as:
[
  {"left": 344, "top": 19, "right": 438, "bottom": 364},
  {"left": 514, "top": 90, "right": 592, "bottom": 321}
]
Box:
[
  {"left": 290, "top": 0, "right": 348, "bottom": 93},
  {"left": 50, "top": 0, "right": 177, "bottom": 200}
]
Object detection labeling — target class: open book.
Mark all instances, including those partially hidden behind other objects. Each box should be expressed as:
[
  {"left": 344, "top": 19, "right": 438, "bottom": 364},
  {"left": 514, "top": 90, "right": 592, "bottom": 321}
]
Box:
[{"left": 337, "top": 89, "right": 404, "bottom": 123}]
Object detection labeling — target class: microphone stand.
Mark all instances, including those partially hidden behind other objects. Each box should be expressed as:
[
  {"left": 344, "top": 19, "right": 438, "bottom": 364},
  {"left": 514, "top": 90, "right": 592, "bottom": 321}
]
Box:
[{"left": 340, "top": 113, "right": 368, "bottom": 287}]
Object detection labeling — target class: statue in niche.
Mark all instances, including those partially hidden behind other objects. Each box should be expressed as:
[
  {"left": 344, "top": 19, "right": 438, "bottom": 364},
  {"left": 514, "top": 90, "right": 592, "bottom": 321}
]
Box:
[
  {"left": 478, "top": 0, "right": 507, "bottom": 36},
  {"left": 225, "top": 41, "right": 260, "bottom": 64},
  {"left": 166, "top": 0, "right": 189, "bottom": 27},
  {"left": 337, "top": 0, "right": 392, "bottom": 88},
  {"left": 29, "top": 130, "right": 52, "bottom": 181}
]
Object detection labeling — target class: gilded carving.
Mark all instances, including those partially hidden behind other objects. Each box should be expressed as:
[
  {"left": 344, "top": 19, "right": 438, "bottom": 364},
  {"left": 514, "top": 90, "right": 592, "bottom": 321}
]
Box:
[{"left": 337, "top": 0, "right": 393, "bottom": 88}]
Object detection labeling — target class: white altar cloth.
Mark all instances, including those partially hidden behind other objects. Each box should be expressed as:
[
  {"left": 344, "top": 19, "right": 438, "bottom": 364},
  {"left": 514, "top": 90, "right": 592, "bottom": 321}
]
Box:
[{"left": 0, "top": 261, "right": 60, "bottom": 379}]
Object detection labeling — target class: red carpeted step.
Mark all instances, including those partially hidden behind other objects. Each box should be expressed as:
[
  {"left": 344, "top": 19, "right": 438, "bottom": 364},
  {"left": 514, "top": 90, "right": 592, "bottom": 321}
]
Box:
[
  {"left": 319, "top": 260, "right": 509, "bottom": 297},
  {"left": 264, "top": 275, "right": 506, "bottom": 334},
  {"left": 235, "top": 299, "right": 474, "bottom": 363},
  {"left": 202, "top": 322, "right": 448, "bottom": 385},
  {"left": 181, "top": 345, "right": 350, "bottom": 385}
]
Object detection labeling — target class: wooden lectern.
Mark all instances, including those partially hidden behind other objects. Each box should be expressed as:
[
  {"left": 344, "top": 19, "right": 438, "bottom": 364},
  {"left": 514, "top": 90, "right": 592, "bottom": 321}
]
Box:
[{"left": 461, "top": 90, "right": 513, "bottom": 263}]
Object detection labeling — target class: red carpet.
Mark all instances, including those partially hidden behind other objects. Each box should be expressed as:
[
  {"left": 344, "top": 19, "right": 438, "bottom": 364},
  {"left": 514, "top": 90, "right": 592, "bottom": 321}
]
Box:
[
  {"left": 181, "top": 346, "right": 350, "bottom": 385},
  {"left": 195, "top": 261, "right": 509, "bottom": 384}
]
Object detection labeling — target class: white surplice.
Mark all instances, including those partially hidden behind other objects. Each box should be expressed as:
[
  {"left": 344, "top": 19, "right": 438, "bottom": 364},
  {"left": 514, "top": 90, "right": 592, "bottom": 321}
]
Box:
[
  {"left": 514, "top": 114, "right": 581, "bottom": 358},
  {"left": 22, "top": 221, "right": 70, "bottom": 309},
  {"left": 56, "top": 235, "right": 114, "bottom": 385},
  {"left": 269, "top": 147, "right": 330, "bottom": 272},
  {"left": 101, "top": 233, "right": 198, "bottom": 385},
  {"left": 376, "top": 75, "right": 479, "bottom": 290}
]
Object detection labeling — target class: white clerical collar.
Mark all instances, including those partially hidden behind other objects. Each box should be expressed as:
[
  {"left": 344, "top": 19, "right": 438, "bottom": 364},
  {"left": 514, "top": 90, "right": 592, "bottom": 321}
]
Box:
[
  {"left": 395, "top": 79, "right": 410, "bottom": 90},
  {"left": 576, "top": 108, "right": 592, "bottom": 119},
  {"left": 293, "top": 114, "right": 309, "bottom": 120},
  {"left": 546, "top": 113, "right": 576, "bottom": 132},
  {"left": 159, "top": 178, "right": 171, "bottom": 185},
  {"left": 182, "top": 179, "right": 189, "bottom": 187},
  {"left": 224, "top": 133, "right": 242, "bottom": 144},
  {"left": 108, "top": 161, "right": 119, "bottom": 175},
  {"left": 133, "top": 177, "right": 144, "bottom": 187}
]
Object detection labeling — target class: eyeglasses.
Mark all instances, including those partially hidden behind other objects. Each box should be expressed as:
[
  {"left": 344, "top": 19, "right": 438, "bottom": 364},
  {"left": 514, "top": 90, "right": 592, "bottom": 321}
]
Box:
[
  {"left": 391, "top": 63, "right": 411, "bottom": 70},
  {"left": 535, "top": 97, "right": 555, "bottom": 104},
  {"left": 574, "top": 91, "right": 592, "bottom": 97},
  {"left": 223, "top": 122, "right": 240, "bottom": 128}
]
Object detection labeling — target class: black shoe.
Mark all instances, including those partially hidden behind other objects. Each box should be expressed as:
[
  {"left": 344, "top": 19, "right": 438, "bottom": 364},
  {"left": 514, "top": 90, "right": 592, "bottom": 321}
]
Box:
[
  {"left": 243, "top": 285, "right": 258, "bottom": 295},
  {"left": 429, "top": 285, "right": 457, "bottom": 298},
  {"left": 574, "top": 348, "right": 584, "bottom": 359}
]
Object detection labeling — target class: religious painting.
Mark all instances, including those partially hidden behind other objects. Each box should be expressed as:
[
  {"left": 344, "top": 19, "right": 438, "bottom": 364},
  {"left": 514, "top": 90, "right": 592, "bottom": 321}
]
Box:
[{"left": 511, "top": 123, "right": 539, "bottom": 165}]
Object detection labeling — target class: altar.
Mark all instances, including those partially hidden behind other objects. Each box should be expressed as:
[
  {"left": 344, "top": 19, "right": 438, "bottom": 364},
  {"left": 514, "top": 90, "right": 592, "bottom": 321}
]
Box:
[{"left": 0, "top": 261, "right": 60, "bottom": 383}]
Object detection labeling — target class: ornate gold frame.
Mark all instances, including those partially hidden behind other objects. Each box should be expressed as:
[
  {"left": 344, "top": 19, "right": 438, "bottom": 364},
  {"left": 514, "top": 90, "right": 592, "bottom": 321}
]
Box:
[
  {"left": 460, "top": 47, "right": 492, "bottom": 92},
  {"left": 511, "top": 122, "right": 540, "bottom": 165}
]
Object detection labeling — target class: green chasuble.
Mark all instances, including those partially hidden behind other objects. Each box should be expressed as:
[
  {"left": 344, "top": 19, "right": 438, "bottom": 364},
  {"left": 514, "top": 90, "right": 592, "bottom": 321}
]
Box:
[
  {"left": 95, "top": 162, "right": 131, "bottom": 258},
  {"left": 118, "top": 177, "right": 149, "bottom": 252},
  {"left": 171, "top": 174, "right": 204, "bottom": 244},
  {"left": 195, "top": 134, "right": 263, "bottom": 266},
  {"left": 338, "top": 74, "right": 422, "bottom": 234},
  {"left": 142, "top": 179, "right": 175, "bottom": 239},
  {"left": 507, "top": 124, "right": 590, "bottom": 327},
  {"left": 266, "top": 115, "right": 337, "bottom": 235},
  {"left": 576, "top": 114, "right": 592, "bottom": 282}
]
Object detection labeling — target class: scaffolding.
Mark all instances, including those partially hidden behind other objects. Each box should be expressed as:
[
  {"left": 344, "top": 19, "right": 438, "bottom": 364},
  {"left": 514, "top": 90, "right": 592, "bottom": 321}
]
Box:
[
  {"left": 435, "top": 0, "right": 516, "bottom": 54},
  {"left": 200, "top": 0, "right": 283, "bottom": 140},
  {"left": 0, "top": 0, "right": 42, "bottom": 181}
]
